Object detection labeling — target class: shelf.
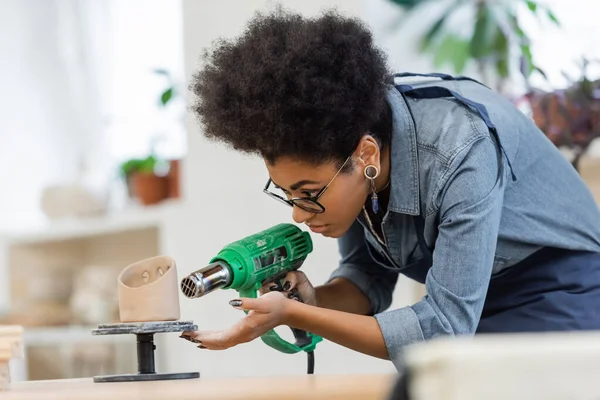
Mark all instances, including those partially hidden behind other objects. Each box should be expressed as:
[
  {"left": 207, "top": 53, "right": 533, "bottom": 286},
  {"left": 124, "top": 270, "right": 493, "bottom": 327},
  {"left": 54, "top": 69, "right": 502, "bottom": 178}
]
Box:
[
  {"left": 0, "top": 200, "right": 180, "bottom": 245},
  {"left": 22, "top": 326, "right": 132, "bottom": 346}
]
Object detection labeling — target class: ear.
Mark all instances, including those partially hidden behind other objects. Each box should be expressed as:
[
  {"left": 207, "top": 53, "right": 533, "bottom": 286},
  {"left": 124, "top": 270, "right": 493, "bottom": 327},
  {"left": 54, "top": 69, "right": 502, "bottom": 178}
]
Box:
[{"left": 356, "top": 135, "right": 381, "bottom": 168}]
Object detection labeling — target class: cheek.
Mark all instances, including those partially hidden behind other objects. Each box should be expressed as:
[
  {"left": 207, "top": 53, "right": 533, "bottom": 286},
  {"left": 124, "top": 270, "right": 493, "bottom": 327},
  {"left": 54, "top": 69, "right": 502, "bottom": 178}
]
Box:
[{"left": 325, "top": 175, "right": 367, "bottom": 225}]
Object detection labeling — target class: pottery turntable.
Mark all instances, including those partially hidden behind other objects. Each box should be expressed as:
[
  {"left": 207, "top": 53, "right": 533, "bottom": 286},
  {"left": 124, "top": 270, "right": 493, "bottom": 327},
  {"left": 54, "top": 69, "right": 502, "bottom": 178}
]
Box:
[
  {"left": 91, "top": 320, "right": 199, "bottom": 382},
  {"left": 91, "top": 256, "right": 200, "bottom": 383}
]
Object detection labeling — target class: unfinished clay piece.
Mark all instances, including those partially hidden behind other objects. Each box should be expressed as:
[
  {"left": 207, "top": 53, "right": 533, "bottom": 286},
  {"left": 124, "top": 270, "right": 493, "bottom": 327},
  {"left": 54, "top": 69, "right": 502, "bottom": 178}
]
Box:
[{"left": 117, "top": 256, "right": 181, "bottom": 322}]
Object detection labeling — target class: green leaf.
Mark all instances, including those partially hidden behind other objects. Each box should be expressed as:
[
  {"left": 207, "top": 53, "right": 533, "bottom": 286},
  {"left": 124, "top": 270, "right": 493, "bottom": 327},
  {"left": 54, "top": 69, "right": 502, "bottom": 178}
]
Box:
[
  {"left": 451, "top": 38, "right": 470, "bottom": 73},
  {"left": 432, "top": 34, "right": 470, "bottom": 73},
  {"left": 496, "top": 57, "right": 509, "bottom": 78},
  {"left": 469, "top": 5, "right": 498, "bottom": 58},
  {"left": 420, "top": 13, "right": 449, "bottom": 51},
  {"left": 160, "top": 88, "right": 174, "bottom": 106},
  {"left": 419, "top": 0, "right": 462, "bottom": 51},
  {"left": 546, "top": 9, "right": 560, "bottom": 26},
  {"left": 493, "top": 30, "right": 510, "bottom": 78},
  {"left": 119, "top": 155, "right": 158, "bottom": 176},
  {"left": 525, "top": 0, "right": 537, "bottom": 13},
  {"left": 521, "top": 44, "right": 534, "bottom": 77},
  {"left": 387, "top": 0, "right": 424, "bottom": 9},
  {"left": 512, "top": 17, "right": 526, "bottom": 40},
  {"left": 432, "top": 35, "right": 456, "bottom": 68}
]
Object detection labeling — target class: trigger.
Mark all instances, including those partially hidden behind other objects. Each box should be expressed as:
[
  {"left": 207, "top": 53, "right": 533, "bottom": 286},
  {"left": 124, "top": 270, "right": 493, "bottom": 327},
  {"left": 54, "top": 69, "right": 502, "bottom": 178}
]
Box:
[
  {"left": 290, "top": 327, "right": 312, "bottom": 348},
  {"left": 268, "top": 281, "right": 283, "bottom": 292}
]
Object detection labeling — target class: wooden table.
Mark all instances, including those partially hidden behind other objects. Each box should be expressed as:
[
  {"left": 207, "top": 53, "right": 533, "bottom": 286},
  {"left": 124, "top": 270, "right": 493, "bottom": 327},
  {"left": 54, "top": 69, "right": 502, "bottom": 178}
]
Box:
[{"left": 3, "top": 374, "right": 397, "bottom": 400}]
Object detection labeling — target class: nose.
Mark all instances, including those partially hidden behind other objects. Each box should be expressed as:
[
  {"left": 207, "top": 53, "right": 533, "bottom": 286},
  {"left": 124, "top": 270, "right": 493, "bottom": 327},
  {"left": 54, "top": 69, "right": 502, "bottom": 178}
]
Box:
[{"left": 292, "top": 205, "right": 315, "bottom": 224}]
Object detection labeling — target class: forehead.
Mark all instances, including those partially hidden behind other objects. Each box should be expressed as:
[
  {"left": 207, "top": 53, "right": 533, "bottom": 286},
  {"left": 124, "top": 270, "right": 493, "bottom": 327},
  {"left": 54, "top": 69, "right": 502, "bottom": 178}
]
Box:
[{"left": 264, "top": 157, "right": 337, "bottom": 186}]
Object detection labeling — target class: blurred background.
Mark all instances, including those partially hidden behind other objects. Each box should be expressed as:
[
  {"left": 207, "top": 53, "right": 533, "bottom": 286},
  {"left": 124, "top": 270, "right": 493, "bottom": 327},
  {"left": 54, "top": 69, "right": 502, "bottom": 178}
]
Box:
[{"left": 0, "top": 0, "right": 598, "bottom": 382}]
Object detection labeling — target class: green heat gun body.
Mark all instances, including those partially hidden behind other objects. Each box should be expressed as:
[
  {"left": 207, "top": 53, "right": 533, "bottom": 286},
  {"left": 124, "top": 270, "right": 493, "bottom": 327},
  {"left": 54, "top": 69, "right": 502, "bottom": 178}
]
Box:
[{"left": 180, "top": 223, "right": 323, "bottom": 354}]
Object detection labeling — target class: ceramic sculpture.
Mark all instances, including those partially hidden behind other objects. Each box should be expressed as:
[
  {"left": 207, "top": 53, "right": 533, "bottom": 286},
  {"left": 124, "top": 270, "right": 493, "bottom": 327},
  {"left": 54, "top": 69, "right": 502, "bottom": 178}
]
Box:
[{"left": 117, "top": 256, "right": 180, "bottom": 322}]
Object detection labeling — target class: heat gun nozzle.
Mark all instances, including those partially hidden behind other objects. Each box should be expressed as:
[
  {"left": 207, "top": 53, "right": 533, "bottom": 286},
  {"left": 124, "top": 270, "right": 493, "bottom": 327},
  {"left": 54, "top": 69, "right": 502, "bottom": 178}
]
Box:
[{"left": 180, "top": 262, "right": 232, "bottom": 298}]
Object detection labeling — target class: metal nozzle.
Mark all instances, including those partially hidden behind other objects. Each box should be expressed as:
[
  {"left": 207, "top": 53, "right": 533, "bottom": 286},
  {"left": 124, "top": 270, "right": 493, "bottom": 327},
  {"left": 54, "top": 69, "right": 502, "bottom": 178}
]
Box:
[{"left": 180, "top": 262, "right": 232, "bottom": 299}]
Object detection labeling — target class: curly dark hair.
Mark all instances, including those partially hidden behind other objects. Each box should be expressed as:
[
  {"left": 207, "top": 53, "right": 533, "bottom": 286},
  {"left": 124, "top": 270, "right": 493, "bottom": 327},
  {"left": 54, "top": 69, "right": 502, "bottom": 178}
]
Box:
[{"left": 190, "top": 7, "right": 392, "bottom": 168}]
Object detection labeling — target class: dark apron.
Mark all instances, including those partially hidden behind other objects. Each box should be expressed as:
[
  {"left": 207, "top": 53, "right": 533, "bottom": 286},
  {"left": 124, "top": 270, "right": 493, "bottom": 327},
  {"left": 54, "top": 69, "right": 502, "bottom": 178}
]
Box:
[
  {"left": 477, "top": 247, "right": 600, "bottom": 332},
  {"left": 395, "top": 72, "right": 600, "bottom": 334}
]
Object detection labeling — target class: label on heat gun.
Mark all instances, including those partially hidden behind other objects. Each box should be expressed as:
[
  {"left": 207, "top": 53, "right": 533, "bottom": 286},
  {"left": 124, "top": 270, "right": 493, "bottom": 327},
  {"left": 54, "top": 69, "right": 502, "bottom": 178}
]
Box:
[{"left": 253, "top": 246, "right": 288, "bottom": 271}]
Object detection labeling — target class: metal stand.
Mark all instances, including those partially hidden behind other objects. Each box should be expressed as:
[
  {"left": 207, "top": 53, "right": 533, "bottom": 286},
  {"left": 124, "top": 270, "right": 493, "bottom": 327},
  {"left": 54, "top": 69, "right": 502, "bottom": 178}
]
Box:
[{"left": 91, "top": 321, "right": 200, "bottom": 383}]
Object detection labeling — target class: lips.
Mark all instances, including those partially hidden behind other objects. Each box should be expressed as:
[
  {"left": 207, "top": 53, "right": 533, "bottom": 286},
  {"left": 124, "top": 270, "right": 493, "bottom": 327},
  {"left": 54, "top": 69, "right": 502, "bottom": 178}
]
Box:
[{"left": 308, "top": 224, "right": 328, "bottom": 233}]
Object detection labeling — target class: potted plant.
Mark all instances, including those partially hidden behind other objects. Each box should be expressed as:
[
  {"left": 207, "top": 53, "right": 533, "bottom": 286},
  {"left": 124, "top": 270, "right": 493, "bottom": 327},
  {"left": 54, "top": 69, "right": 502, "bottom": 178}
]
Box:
[
  {"left": 387, "top": 0, "right": 560, "bottom": 94},
  {"left": 119, "top": 154, "right": 169, "bottom": 206},
  {"left": 526, "top": 58, "right": 600, "bottom": 172},
  {"left": 153, "top": 68, "right": 182, "bottom": 199}
]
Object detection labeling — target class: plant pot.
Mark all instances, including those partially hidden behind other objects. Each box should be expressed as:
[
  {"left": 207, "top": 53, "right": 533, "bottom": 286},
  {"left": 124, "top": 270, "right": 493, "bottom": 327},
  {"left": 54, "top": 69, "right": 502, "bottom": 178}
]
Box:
[
  {"left": 130, "top": 172, "right": 169, "bottom": 205},
  {"left": 117, "top": 256, "right": 180, "bottom": 322},
  {"left": 167, "top": 159, "right": 181, "bottom": 199}
]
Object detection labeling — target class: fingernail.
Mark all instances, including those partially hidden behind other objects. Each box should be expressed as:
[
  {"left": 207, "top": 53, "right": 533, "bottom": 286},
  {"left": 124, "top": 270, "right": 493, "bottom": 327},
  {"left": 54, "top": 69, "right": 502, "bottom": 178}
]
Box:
[
  {"left": 180, "top": 335, "right": 201, "bottom": 343},
  {"left": 269, "top": 285, "right": 280, "bottom": 291},
  {"left": 283, "top": 281, "right": 291, "bottom": 291},
  {"left": 229, "top": 299, "right": 242, "bottom": 307}
]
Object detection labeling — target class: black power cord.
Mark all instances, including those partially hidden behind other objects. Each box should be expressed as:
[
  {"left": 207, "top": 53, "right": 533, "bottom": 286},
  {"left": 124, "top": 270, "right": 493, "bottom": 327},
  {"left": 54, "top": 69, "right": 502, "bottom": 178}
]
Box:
[{"left": 307, "top": 351, "right": 315, "bottom": 374}]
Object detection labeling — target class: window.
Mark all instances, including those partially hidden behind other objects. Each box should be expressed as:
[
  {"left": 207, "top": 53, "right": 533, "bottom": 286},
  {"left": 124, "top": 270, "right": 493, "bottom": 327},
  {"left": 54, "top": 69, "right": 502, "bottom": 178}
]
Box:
[{"left": 103, "top": 0, "right": 187, "bottom": 163}]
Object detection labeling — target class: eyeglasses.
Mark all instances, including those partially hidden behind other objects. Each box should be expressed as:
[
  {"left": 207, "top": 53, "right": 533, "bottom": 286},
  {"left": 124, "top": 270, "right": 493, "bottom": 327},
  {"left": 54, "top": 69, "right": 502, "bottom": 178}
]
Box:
[{"left": 263, "top": 154, "right": 353, "bottom": 213}]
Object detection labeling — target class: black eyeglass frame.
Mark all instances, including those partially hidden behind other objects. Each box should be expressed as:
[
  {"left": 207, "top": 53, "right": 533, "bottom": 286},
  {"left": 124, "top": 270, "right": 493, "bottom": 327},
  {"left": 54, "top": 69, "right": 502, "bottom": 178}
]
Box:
[{"left": 263, "top": 154, "right": 353, "bottom": 214}]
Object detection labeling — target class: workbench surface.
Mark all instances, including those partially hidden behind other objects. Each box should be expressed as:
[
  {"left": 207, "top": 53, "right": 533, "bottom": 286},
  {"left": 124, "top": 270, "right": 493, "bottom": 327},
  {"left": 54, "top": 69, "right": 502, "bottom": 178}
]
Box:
[{"left": 4, "top": 374, "right": 396, "bottom": 400}]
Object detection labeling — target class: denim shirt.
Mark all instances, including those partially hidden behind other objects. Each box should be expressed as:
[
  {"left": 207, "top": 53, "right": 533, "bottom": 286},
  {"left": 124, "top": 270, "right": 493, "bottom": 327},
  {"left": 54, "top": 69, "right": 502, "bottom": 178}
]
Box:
[{"left": 328, "top": 75, "right": 600, "bottom": 371}]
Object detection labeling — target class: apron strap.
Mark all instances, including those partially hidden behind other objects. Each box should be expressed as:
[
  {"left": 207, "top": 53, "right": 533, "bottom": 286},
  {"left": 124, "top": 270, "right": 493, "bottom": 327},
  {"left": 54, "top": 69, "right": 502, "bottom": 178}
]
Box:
[
  {"left": 393, "top": 72, "right": 490, "bottom": 88},
  {"left": 396, "top": 83, "right": 517, "bottom": 181}
]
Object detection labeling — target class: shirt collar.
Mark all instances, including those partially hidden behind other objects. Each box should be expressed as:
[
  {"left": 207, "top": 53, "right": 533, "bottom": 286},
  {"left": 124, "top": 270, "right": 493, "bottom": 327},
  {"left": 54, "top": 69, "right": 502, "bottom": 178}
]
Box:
[{"left": 385, "top": 85, "right": 421, "bottom": 216}]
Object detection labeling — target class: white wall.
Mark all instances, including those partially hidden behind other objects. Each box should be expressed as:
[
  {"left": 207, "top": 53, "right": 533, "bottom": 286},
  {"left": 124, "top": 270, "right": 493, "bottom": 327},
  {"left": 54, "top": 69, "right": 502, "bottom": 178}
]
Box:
[
  {"left": 158, "top": 0, "right": 426, "bottom": 377},
  {"left": 0, "top": 1, "right": 92, "bottom": 227}
]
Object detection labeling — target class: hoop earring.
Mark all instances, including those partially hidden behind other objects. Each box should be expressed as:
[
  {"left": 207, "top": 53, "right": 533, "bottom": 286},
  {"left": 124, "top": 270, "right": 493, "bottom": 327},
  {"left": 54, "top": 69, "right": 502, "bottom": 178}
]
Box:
[{"left": 364, "top": 165, "right": 380, "bottom": 213}]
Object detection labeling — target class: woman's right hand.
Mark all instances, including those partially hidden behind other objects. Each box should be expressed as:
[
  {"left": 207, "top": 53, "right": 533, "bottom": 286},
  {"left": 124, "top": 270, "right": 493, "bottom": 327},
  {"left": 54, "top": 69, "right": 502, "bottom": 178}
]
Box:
[{"left": 261, "top": 271, "right": 318, "bottom": 307}]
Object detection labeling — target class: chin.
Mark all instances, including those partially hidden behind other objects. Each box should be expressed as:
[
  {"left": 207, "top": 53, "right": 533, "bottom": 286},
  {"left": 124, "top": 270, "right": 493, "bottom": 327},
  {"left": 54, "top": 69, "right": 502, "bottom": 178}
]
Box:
[{"left": 318, "top": 226, "right": 344, "bottom": 239}]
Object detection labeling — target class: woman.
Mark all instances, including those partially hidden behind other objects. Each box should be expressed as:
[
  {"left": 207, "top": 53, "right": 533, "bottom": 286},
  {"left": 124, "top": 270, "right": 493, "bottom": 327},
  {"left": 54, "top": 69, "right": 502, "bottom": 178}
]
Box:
[{"left": 182, "top": 8, "right": 600, "bottom": 370}]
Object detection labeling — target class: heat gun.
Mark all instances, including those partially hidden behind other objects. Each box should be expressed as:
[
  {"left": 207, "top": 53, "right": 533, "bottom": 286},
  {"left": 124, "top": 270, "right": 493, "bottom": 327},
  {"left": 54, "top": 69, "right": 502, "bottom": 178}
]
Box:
[{"left": 180, "top": 223, "right": 323, "bottom": 372}]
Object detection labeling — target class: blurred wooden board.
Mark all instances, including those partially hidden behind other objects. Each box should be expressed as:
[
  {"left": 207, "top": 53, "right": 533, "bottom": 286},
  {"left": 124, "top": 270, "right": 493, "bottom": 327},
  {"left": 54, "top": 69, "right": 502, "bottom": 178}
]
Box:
[
  {"left": 0, "top": 325, "right": 24, "bottom": 360},
  {"left": 3, "top": 374, "right": 396, "bottom": 399},
  {"left": 1, "top": 325, "right": 24, "bottom": 391},
  {"left": 580, "top": 156, "right": 600, "bottom": 204}
]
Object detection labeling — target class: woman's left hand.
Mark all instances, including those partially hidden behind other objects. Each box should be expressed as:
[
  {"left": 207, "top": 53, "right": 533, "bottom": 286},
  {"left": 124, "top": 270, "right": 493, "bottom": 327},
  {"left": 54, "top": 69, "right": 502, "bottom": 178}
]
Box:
[{"left": 180, "top": 291, "right": 291, "bottom": 350}]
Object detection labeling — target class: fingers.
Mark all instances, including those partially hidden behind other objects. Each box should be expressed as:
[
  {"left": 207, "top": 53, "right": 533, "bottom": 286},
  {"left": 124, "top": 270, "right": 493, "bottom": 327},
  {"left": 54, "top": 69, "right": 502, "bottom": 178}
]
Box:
[
  {"left": 282, "top": 271, "right": 306, "bottom": 291},
  {"left": 259, "top": 281, "right": 282, "bottom": 295},
  {"left": 228, "top": 297, "right": 271, "bottom": 313},
  {"left": 180, "top": 328, "right": 247, "bottom": 350},
  {"left": 181, "top": 330, "right": 232, "bottom": 350},
  {"left": 179, "top": 330, "right": 211, "bottom": 349},
  {"left": 180, "top": 313, "right": 269, "bottom": 350},
  {"left": 281, "top": 271, "right": 317, "bottom": 305}
]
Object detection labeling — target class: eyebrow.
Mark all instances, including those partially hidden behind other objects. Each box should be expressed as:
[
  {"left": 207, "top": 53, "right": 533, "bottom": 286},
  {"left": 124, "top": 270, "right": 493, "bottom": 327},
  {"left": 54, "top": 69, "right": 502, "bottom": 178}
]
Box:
[{"left": 272, "top": 179, "right": 321, "bottom": 191}]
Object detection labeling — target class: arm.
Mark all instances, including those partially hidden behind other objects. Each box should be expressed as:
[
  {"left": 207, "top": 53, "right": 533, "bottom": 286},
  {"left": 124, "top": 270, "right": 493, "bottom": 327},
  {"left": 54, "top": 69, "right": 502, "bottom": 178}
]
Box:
[
  {"left": 285, "top": 299, "right": 390, "bottom": 359},
  {"left": 274, "top": 220, "right": 400, "bottom": 358},
  {"left": 375, "top": 136, "right": 507, "bottom": 368},
  {"left": 314, "top": 277, "right": 373, "bottom": 315},
  {"left": 319, "top": 219, "right": 400, "bottom": 315}
]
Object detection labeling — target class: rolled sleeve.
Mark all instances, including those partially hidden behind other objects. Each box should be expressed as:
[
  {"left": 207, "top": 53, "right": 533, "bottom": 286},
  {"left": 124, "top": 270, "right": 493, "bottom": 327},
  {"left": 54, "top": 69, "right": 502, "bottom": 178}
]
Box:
[
  {"left": 377, "top": 136, "right": 507, "bottom": 370},
  {"left": 374, "top": 306, "right": 424, "bottom": 360},
  {"left": 328, "top": 220, "right": 399, "bottom": 315}
]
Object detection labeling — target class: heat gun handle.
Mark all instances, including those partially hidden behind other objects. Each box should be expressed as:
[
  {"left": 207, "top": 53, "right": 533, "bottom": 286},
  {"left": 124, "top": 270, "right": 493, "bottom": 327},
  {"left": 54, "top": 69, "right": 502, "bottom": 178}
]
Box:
[{"left": 239, "top": 288, "right": 323, "bottom": 354}]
